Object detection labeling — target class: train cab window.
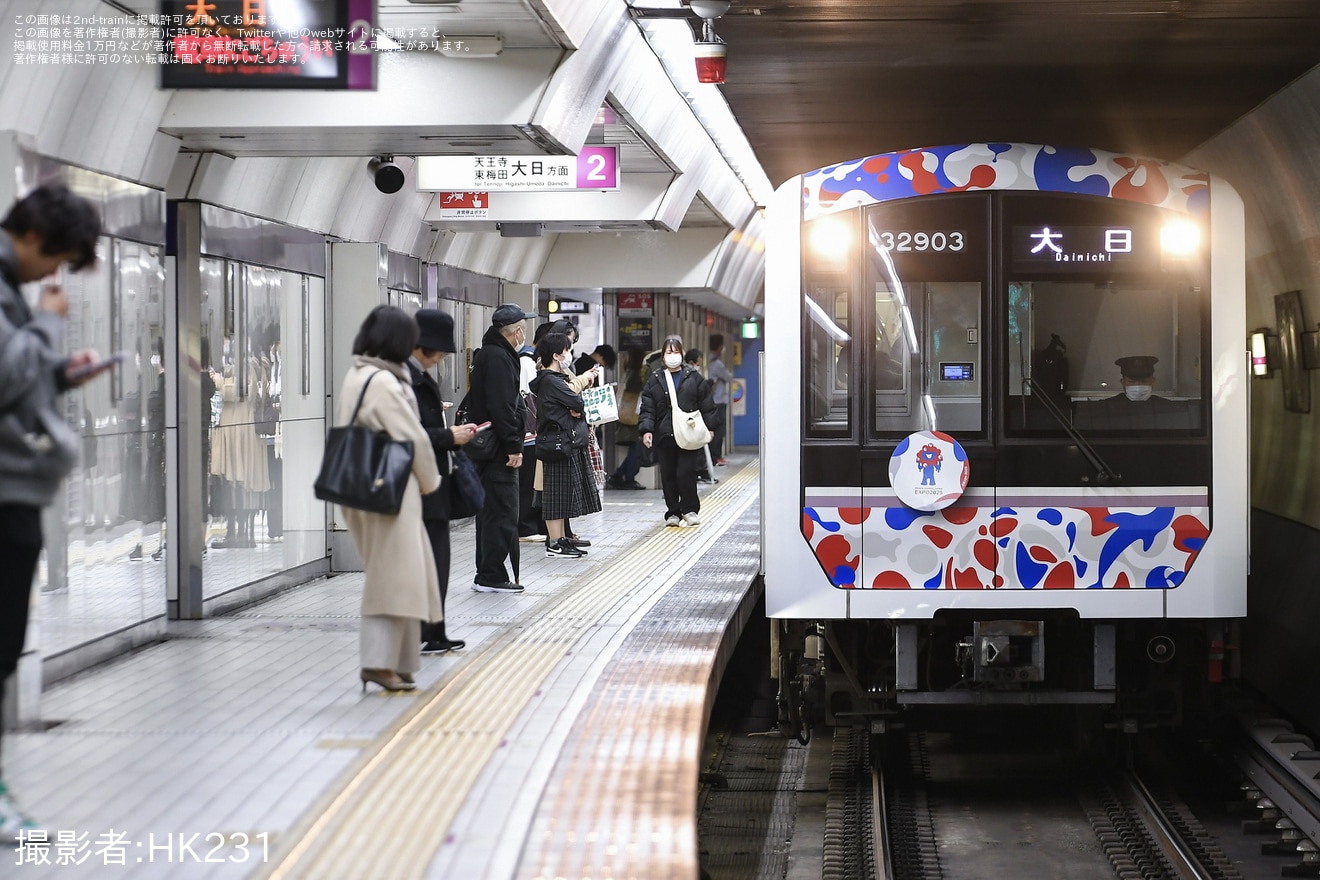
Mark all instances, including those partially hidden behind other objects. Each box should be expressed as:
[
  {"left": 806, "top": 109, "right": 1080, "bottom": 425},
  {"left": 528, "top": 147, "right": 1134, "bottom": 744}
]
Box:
[{"left": 1006, "top": 278, "right": 1204, "bottom": 435}]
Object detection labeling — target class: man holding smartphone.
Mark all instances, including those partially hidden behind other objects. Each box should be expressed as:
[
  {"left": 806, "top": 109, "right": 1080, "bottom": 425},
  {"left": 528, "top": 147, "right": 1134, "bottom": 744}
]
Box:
[{"left": 0, "top": 184, "right": 105, "bottom": 841}]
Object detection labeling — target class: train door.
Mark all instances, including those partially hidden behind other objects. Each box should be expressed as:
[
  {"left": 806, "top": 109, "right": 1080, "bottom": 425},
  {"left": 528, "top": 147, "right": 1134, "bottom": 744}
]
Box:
[{"left": 857, "top": 195, "right": 993, "bottom": 590}]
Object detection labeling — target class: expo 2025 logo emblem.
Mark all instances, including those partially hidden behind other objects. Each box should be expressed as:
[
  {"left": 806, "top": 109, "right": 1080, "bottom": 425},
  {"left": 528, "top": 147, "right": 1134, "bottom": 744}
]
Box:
[{"left": 888, "top": 430, "right": 969, "bottom": 511}]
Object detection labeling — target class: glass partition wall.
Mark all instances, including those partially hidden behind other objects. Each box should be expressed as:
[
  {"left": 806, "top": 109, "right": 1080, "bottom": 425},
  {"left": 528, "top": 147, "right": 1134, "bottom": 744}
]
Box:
[
  {"left": 200, "top": 259, "right": 326, "bottom": 598},
  {"left": 36, "top": 243, "right": 327, "bottom": 656},
  {"left": 39, "top": 238, "right": 169, "bottom": 654}
]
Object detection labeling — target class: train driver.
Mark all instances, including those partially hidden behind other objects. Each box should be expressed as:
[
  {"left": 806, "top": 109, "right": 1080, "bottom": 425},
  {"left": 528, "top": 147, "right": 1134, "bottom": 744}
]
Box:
[{"left": 1075, "top": 355, "right": 1197, "bottom": 430}]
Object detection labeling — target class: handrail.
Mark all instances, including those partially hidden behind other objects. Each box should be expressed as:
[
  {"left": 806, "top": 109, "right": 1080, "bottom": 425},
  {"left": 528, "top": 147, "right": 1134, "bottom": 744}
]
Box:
[{"left": 1024, "top": 376, "right": 1122, "bottom": 484}]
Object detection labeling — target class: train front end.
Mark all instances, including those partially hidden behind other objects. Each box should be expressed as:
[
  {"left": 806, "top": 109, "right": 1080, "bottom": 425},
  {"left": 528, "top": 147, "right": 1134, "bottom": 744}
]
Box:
[{"left": 762, "top": 144, "right": 1247, "bottom": 738}]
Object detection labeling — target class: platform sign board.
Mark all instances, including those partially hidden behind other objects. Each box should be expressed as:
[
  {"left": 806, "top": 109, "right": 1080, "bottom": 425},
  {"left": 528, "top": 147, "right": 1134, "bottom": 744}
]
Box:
[
  {"left": 417, "top": 147, "right": 619, "bottom": 192},
  {"left": 160, "top": 0, "right": 374, "bottom": 90},
  {"left": 620, "top": 317, "right": 653, "bottom": 354},
  {"left": 435, "top": 192, "right": 489, "bottom": 219},
  {"left": 617, "top": 292, "right": 653, "bottom": 316}
]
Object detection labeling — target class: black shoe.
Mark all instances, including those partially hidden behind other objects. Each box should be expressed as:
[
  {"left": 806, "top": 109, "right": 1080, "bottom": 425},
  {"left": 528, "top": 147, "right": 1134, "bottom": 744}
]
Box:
[
  {"left": 127, "top": 543, "right": 143, "bottom": 561},
  {"left": 605, "top": 476, "right": 624, "bottom": 489},
  {"left": 566, "top": 536, "right": 592, "bottom": 549},
  {"left": 546, "top": 538, "right": 585, "bottom": 558},
  {"left": 472, "top": 581, "right": 525, "bottom": 593},
  {"left": 421, "top": 637, "right": 466, "bottom": 654},
  {"left": 623, "top": 479, "right": 646, "bottom": 490}
]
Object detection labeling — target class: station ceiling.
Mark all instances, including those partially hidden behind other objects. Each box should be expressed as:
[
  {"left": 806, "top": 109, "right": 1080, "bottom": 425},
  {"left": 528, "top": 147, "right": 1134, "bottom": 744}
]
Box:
[{"left": 709, "top": 0, "right": 1320, "bottom": 187}]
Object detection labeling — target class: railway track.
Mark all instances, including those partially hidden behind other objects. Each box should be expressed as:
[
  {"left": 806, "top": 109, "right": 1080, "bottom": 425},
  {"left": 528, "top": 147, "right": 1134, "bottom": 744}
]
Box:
[{"left": 814, "top": 711, "right": 1320, "bottom": 880}]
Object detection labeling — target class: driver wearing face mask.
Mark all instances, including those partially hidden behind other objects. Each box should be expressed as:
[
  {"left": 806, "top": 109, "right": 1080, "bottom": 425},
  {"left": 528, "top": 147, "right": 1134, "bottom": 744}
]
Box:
[
  {"left": 1116, "top": 355, "right": 1158, "bottom": 402},
  {"left": 1074, "top": 354, "right": 1199, "bottom": 431}
]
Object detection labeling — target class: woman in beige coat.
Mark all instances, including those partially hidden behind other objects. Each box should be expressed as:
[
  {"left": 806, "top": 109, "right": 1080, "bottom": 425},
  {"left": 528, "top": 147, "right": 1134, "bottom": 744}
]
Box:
[{"left": 338, "top": 306, "right": 442, "bottom": 693}]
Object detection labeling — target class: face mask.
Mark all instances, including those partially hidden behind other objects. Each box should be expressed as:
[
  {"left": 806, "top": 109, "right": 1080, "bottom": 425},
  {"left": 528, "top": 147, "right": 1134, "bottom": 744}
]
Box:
[
  {"left": 557, "top": 353, "right": 570, "bottom": 368},
  {"left": 1124, "top": 384, "right": 1153, "bottom": 402},
  {"left": 664, "top": 353, "right": 682, "bottom": 369}
]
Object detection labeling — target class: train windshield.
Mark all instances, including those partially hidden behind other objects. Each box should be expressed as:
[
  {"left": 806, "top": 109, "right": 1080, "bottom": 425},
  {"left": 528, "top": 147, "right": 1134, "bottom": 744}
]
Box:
[
  {"left": 801, "top": 191, "right": 1208, "bottom": 444},
  {"left": 1003, "top": 194, "right": 1207, "bottom": 437}
]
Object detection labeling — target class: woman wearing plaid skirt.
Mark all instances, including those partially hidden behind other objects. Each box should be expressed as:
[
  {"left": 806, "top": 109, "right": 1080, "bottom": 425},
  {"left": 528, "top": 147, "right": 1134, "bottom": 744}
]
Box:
[{"left": 529, "top": 332, "right": 601, "bottom": 558}]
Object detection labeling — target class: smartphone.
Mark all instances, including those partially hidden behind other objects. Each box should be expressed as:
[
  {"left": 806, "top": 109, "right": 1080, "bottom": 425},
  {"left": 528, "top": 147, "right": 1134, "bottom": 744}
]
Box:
[
  {"left": 474, "top": 421, "right": 492, "bottom": 432},
  {"left": 68, "top": 350, "right": 127, "bottom": 381}
]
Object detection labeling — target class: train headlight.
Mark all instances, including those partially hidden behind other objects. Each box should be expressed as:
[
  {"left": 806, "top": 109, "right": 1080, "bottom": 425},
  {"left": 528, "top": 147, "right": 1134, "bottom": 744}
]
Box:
[
  {"left": 807, "top": 216, "right": 852, "bottom": 263},
  {"left": 1160, "top": 220, "right": 1201, "bottom": 257}
]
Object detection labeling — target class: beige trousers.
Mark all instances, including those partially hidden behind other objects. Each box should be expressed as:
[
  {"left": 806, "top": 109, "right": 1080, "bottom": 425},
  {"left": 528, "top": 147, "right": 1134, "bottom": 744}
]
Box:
[{"left": 360, "top": 614, "right": 421, "bottom": 674}]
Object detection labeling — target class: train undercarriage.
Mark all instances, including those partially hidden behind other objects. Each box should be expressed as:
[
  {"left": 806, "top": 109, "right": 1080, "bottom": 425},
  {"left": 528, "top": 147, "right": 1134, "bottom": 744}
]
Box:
[{"left": 773, "top": 615, "right": 1236, "bottom": 743}]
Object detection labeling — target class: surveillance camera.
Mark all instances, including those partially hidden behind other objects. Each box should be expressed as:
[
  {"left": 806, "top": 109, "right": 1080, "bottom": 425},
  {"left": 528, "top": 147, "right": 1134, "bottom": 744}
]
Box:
[
  {"left": 367, "top": 156, "right": 405, "bottom": 194},
  {"left": 688, "top": 0, "right": 730, "bottom": 19}
]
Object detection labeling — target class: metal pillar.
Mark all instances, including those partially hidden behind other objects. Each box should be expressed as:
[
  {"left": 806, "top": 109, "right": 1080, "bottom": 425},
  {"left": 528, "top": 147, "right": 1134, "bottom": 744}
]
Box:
[{"left": 166, "top": 201, "right": 205, "bottom": 619}]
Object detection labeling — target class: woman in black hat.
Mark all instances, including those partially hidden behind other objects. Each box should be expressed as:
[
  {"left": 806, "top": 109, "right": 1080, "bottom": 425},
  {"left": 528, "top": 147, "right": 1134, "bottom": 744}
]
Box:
[{"left": 408, "top": 309, "right": 481, "bottom": 655}]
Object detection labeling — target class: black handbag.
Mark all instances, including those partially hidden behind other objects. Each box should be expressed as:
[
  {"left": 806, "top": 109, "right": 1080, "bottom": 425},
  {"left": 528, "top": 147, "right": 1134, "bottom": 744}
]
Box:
[
  {"left": 463, "top": 425, "right": 499, "bottom": 461},
  {"left": 314, "top": 371, "right": 415, "bottom": 515},
  {"left": 536, "top": 424, "right": 570, "bottom": 463},
  {"left": 636, "top": 440, "right": 656, "bottom": 469},
  {"left": 447, "top": 449, "right": 485, "bottom": 519}
]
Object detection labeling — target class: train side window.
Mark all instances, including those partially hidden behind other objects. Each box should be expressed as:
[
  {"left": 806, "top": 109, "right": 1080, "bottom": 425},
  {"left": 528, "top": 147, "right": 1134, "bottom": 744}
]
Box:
[{"left": 805, "top": 281, "right": 851, "bottom": 434}]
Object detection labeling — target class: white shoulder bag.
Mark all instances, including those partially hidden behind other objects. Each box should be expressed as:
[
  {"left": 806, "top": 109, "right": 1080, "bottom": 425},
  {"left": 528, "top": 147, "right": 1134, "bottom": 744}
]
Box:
[{"left": 664, "top": 368, "right": 709, "bottom": 451}]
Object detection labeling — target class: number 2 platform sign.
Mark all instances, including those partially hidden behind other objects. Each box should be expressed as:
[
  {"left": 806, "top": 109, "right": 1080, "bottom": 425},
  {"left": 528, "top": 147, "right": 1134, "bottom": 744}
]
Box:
[{"left": 417, "top": 147, "right": 618, "bottom": 192}]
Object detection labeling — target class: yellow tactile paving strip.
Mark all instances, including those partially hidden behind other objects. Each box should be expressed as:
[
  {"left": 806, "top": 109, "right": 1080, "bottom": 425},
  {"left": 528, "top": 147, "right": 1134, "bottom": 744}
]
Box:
[{"left": 258, "top": 462, "right": 760, "bottom": 880}]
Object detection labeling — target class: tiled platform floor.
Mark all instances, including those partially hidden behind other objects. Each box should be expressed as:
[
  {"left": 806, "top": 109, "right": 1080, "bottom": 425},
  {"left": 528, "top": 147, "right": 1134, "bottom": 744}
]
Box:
[{"left": 4, "top": 455, "right": 759, "bottom": 880}]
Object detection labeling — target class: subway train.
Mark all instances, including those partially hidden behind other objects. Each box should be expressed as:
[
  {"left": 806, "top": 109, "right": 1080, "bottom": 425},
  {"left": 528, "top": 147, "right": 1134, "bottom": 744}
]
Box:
[{"left": 762, "top": 144, "right": 1248, "bottom": 740}]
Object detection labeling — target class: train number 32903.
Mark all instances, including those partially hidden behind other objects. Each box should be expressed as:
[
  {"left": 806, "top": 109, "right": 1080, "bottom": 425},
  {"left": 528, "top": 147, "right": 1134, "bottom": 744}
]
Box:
[{"left": 876, "top": 230, "right": 966, "bottom": 252}]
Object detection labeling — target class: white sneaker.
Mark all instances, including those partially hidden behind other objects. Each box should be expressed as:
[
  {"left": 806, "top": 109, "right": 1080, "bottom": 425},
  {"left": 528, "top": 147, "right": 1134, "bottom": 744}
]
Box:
[
  {"left": 665, "top": 515, "right": 681, "bottom": 527},
  {"left": 0, "top": 783, "right": 40, "bottom": 843},
  {"left": 518, "top": 534, "right": 548, "bottom": 543},
  {"left": 682, "top": 513, "right": 701, "bottom": 526}
]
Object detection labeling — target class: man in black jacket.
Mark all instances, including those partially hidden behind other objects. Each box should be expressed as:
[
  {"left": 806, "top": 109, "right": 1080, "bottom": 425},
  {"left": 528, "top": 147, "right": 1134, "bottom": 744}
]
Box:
[
  {"left": 408, "top": 310, "right": 479, "bottom": 652},
  {"left": 469, "top": 303, "right": 535, "bottom": 592}
]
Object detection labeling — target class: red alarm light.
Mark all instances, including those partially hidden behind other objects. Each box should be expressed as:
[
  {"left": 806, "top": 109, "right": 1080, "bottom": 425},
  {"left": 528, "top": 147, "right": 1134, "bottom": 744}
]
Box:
[{"left": 694, "top": 40, "right": 726, "bottom": 84}]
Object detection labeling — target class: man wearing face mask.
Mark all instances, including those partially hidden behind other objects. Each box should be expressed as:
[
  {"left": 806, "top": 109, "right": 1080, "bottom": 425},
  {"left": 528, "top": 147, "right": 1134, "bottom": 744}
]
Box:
[
  {"left": 1080, "top": 355, "right": 1197, "bottom": 430},
  {"left": 469, "top": 304, "right": 536, "bottom": 593}
]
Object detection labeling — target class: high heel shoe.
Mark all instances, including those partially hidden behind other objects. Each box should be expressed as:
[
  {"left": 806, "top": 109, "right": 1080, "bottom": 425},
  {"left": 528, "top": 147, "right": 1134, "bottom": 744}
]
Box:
[
  {"left": 398, "top": 672, "right": 415, "bottom": 685},
  {"left": 360, "top": 668, "right": 415, "bottom": 692}
]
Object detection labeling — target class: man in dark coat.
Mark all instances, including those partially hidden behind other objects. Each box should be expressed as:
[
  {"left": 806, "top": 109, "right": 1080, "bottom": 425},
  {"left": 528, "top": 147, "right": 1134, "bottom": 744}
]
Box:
[
  {"left": 408, "top": 310, "right": 479, "bottom": 652},
  {"left": 469, "top": 303, "right": 535, "bottom": 592}
]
